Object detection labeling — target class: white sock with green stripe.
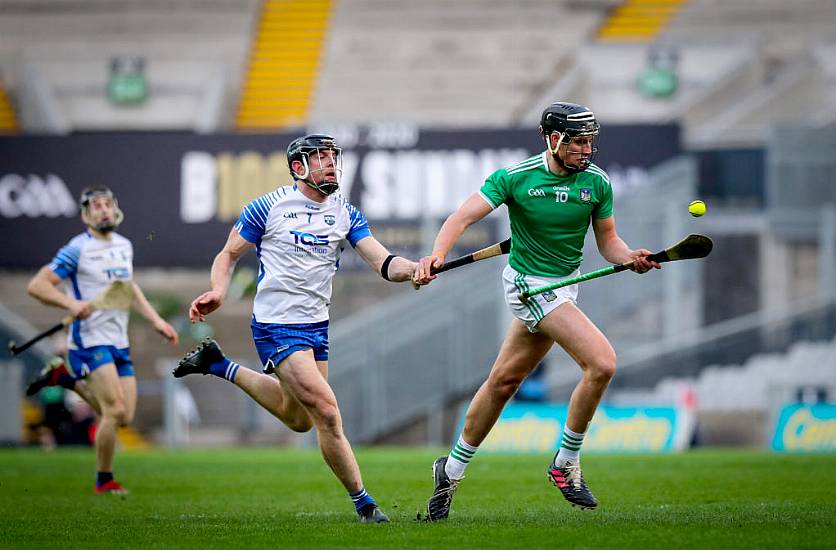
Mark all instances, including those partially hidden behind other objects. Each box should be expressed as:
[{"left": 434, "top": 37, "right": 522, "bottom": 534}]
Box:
[
  {"left": 554, "top": 426, "right": 585, "bottom": 467},
  {"left": 445, "top": 436, "right": 478, "bottom": 480}
]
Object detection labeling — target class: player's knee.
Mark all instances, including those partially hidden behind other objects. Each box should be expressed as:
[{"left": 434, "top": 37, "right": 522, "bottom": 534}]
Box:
[
  {"left": 121, "top": 408, "right": 135, "bottom": 427},
  {"left": 488, "top": 370, "right": 526, "bottom": 401},
  {"left": 105, "top": 401, "right": 128, "bottom": 425},
  {"left": 312, "top": 403, "right": 341, "bottom": 433},
  {"left": 587, "top": 353, "right": 617, "bottom": 384}
]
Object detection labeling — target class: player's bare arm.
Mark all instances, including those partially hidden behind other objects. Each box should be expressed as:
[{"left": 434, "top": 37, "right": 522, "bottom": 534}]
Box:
[
  {"left": 353, "top": 236, "right": 417, "bottom": 283},
  {"left": 130, "top": 281, "right": 179, "bottom": 345},
  {"left": 592, "top": 216, "right": 660, "bottom": 274},
  {"left": 415, "top": 193, "right": 493, "bottom": 284},
  {"left": 27, "top": 265, "right": 92, "bottom": 319},
  {"left": 189, "top": 229, "right": 255, "bottom": 322}
]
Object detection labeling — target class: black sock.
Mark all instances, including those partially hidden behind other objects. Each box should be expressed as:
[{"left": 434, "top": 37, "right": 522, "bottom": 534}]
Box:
[{"left": 96, "top": 471, "right": 114, "bottom": 487}]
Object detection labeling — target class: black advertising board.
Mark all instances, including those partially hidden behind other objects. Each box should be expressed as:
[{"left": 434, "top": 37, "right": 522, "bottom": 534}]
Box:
[{"left": 0, "top": 125, "right": 679, "bottom": 268}]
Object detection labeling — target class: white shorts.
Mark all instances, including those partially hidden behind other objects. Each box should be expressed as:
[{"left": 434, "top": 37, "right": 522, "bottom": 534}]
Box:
[{"left": 502, "top": 264, "right": 579, "bottom": 333}]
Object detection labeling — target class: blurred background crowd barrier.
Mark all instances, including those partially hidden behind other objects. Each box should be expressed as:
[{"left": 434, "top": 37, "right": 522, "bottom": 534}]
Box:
[{"left": 0, "top": 0, "right": 834, "bottom": 453}]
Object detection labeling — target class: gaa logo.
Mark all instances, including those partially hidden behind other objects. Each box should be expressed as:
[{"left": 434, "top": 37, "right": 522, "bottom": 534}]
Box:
[
  {"left": 527, "top": 188, "right": 546, "bottom": 197},
  {"left": 0, "top": 174, "right": 77, "bottom": 218},
  {"left": 324, "top": 215, "right": 335, "bottom": 226}
]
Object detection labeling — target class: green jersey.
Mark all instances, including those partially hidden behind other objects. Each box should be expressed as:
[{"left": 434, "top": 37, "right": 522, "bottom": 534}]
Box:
[{"left": 479, "top": 152, "right": 613, "bottom": 277}]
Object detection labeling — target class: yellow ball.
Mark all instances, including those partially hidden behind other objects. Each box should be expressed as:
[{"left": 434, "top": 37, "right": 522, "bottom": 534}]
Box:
[{"left": 689, "top": 200, "right": 706, "bottom": 217}]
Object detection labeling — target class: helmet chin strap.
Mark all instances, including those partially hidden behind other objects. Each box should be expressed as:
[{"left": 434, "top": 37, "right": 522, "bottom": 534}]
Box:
[
  {"left": 296, "top": 155, "right": 340, "bottom": 195},
  {"left": 547, "top": 132, "right": 588, "bottom": 174},
  {"left": 546, "top": 131, "right": 565, "bottom": 156},
  {"left": 304, "top": 179, "right": 339, "bottom": 196}
]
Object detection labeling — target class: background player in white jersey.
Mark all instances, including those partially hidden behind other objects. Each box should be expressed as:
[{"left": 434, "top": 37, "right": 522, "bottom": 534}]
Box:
[
  {"left": 25, "top": 186, "right": 179, "bottom": 494},
  {"left": 415, "top": 103, "right": 661, "bottom": 519},
  {"left": 173, "top": 134, "right": 422, "bottom": 523}
]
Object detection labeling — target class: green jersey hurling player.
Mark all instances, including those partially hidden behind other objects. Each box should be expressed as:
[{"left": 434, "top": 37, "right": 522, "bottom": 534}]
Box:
[{"left": 415, "top": 102, "right": 661, "bottom": 519}]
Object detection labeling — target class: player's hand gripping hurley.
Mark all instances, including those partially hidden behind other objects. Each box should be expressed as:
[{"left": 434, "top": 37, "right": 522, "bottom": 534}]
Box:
[
  {"left": 8, "top": 281, "right": 134, "bottom": 356},
  {"left": 413, "top": 238, "right": 511, "bottom": 288},
  {"left": 519, "top": 234, "right": 713, "bottom": 303},
  {"left": 432, "top": 238, "right": 511, "bottom": 275}
]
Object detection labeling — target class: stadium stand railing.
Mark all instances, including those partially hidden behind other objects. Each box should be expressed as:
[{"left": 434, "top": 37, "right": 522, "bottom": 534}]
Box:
[
  {"left": 686, "top": 56, "right": 827, "bottom": 148},
  {"left": 606, "top": 303, "right": 836, "bottom": 445},
  {"left": 766, "top": 123, "right": 836, "bottom": 244},
  {"left": 0, "top": 302, "right": 54, "bottom": 445},
  {"left": 0, "top": 358, "right": 23, "bottom": 444},
  {"left": 600, "top": 295, "right": 836, "bottom": 395},
  {"left": 0, "top": 302, "right": 53, "bottom": 374},
  {"left": 326, "top": 258, "right": 510, "bottom": 444}
]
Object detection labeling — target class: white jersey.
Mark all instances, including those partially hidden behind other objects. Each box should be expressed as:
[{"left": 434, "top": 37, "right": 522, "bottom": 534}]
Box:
[
  {"left": 234, "top": 184, "right": 371, "bottom": 324},
  {"left": 48, "top": 231, "right": 133, "bottom": 350}
]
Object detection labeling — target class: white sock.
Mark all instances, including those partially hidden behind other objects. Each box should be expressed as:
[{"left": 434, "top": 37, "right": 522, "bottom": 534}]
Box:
[
  {"left": 445, "top": 435, "right": 478, "bottom": 480},
  {"left": 554, "top": 426, "right": 585, "bottom": 467}
]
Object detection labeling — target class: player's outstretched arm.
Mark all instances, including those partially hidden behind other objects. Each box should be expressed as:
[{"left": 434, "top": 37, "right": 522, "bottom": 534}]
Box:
[
  {"left": 354, "top": 236, "right": 418, "bottom": 283},
  {"left": 414, "top": 193, "right": 493, "bottom": 285},
  {"left": 130, "top": 281, "right": 179, "bottom": 345},
  {"left": 189, "top": 229, "right": 255, "bottom": 322}
]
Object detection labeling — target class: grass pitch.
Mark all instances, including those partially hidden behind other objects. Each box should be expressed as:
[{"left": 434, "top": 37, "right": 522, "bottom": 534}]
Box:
[{"left": 0, "top": 448, "right": 833, "bottom": 549}]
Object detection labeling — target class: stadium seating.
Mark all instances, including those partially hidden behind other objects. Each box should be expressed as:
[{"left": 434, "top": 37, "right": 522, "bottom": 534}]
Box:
[
  {"left": 2, "top": 0, "right": 835, "bottom": 142},
  {"left": 531, "top": 43, "right": 754, "bottom": 125},
  {"left": 310, "top": 0, "right": 603, "bottom": 127},
  {"left": 597, "top": 0, "right": 686, "bottom": 43},
  {"left": 661, "top": 0, "right": 836, "bottom": 44},
  {"left": 612, "top": 335, "right": 836, "bottom": 411},
  {"left": 0, "top": 81, "right": 17, "bottom": 133},
  {"left": 309, "top": 0, "right": 836, "bottom": 143},
  {"left": 237, "top": 0, "right": 333, "bottom": 129},
  {"left": 0, "top": 0, "right": 259, "bottom": 131}
]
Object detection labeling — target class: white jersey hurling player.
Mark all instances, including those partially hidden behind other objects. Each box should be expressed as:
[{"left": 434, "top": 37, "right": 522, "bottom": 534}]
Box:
[
  {"left": 235, "top": 184, "right": 372, "bottom": 324},
  {"left": 48, "top": 231, "right": 133, "bottom": 350}
]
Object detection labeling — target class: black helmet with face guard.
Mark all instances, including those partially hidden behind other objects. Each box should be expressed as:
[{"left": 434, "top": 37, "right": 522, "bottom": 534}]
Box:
[
  {"left": 540, "top": 102, "right": 599, "bottom": 139},
  {"left": 286, "top": 134, "right": 342, "bottom": 195},
  {"left": 539, "top": 102, "right": 599, "bottom": 172}
]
